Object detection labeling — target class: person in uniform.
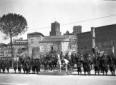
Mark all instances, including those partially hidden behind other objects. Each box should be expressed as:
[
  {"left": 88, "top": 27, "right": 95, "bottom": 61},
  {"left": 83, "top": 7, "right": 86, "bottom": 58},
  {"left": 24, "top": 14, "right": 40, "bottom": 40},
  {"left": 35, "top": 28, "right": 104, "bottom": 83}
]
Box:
[
  {"left": 35, "top": 59, "right": 40, "bottom": 74},
  {"left": 31, "top": 59, "right": 36, "bottom": 73},
  {"left": 1, "top": 60, "right": 5, "bottom": 73},
  {"left": 13, "top": 61, "right": 17, "bottom": 73},
  {"left": 22, "top": 60, "right": 26, "bottom": 74},
  {"left": 6, "top": 60, "right": 10, "bottom": 73},
  {"left": 63, "top": 58, "right": 69, "bottom": 73},
  {"left": 0, "top": 60, "right": 2, "bottom": 73},
  {"left": 25, "top": 58, "right": 31, "bottom": 74},
  {"left": 57, "top": 54, "right": 62, "bottom": 72},
  {"left": 76, "top": 57, "right": 82, "bottom": 75},
  {"left": 18, "top": 61, "right": 22, "bottom": 73}
]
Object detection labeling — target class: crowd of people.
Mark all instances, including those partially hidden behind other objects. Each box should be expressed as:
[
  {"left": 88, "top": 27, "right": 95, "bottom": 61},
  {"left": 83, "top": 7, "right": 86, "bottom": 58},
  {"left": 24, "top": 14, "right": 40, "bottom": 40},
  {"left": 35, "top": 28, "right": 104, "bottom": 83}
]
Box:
[
  {"left": 0, "top": 51, "right": 116, "bottom": 76},
  {"left": 0, "top": 57, "right": 41, "bottom": 74},
  {"left": 69, "top": 52, "right": 116, "bottom": 75},
  {"left": 0, "top": 58, "right": 11, "bottom": 73}
]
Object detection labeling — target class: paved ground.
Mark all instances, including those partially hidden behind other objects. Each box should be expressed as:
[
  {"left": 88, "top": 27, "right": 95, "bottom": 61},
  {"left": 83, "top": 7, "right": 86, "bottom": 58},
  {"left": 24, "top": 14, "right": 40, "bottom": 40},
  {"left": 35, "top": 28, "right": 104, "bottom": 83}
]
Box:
[
  {"left": 0, "top": 71, "right": 116, "bottom": 85},
  {"left": 1, "top": 68, "right": 116, "bottom": 75}
]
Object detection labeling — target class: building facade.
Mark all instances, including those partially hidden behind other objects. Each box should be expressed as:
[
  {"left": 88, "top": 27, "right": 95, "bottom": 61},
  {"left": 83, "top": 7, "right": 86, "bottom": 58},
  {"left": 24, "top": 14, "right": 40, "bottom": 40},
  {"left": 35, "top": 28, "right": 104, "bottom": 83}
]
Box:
[
  {"left": 77, "top": 24, "right": 116, "bottom": 55},
  {"left": 50, "top": 21, "right": 61, "bottom": 36},
  {"left": 0, "top": 43, "right": 7, "bottom": 57},
  {"left": 0, "top": 38, "right": 28, "bottom": 58},
  {"left": 27, "top": 32, "right": 44, "bottom": 58},
  {"left": 28, "top": 21, "right": 80, "bottom": 58},
  {"left": 77, "top": 31, "right": 92, "bottom": 54}
]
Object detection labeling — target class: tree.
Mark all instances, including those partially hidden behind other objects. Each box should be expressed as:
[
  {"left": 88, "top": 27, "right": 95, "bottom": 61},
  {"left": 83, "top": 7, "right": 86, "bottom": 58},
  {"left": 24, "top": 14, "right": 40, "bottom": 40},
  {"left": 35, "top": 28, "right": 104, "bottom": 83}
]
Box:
[{"left": 0, "top": 13, "right": 27, "bottom": 58}]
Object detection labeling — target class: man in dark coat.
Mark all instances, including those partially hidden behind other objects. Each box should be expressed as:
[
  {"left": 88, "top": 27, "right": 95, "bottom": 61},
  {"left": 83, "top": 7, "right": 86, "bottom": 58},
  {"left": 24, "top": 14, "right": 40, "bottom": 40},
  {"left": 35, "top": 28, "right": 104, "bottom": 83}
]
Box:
[
  {"left": 13, "top": 61, "right": 17, "bottom": 73},
  {"left": 18, "top": 61, "right": 22, "bottom": 73},
  {"left": 1, "top": 60, "right": 6, "bottom": 73},
  {"left": 35, "top": 59, "right": 40, "bottom": 74},
  {"left": 6, "top": 60, "right": 10, "bottom": 73},
  {"left": 31, "top": 59, "right": 36, "bottom": 73},
  {"left": 0, "top": 60, "right": 2, "bottom": 73}
]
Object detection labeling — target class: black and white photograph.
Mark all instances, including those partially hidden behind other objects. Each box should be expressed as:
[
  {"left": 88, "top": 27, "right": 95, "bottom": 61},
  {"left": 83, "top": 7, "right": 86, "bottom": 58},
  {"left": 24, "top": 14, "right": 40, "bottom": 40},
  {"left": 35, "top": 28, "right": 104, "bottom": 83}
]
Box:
[{"left": 0, "top": 0, "right": 116, "bottom": 85}]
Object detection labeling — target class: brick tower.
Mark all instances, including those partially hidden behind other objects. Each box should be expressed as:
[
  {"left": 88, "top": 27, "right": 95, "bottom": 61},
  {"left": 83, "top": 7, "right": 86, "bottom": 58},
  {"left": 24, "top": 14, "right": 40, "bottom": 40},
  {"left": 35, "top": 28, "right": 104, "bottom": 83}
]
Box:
[{"left": 50, "top": 21, "right": 61, "bottom": 36}]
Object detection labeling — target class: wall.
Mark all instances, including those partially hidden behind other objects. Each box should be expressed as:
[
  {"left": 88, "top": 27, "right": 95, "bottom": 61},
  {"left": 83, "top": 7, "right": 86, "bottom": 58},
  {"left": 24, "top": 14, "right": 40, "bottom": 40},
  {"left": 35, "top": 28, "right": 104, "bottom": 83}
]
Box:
[
  {"left": 95, "top": 24, "right": 116, "bottom": 55},
  {"left": 77, "top": 32, "right": 92, "bottom": 54},
  {"left": 28, "top": 35, "right": 43, "bottom": 58},
  {"left": 77, "top": 24, "right": 116, "bottom": 55}
]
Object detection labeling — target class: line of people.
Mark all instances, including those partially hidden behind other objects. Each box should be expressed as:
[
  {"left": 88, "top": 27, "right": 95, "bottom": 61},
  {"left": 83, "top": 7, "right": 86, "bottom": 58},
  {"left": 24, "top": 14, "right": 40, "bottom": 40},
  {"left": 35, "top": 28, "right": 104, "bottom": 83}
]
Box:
[
  {"left": 69, "top": 53, "right": 116, "bottom": 75},
  {"left": 0, "top": 59, "right": 11, "bottom": 73},
  {"left": 0, "top": 52, "right": 116, "bottom": 76},
  {"left": 14, "top": 57, "right": 41, "bottom": 74},
  {"left": 0, "top": 57, "right": 41, "bottom": 74}
]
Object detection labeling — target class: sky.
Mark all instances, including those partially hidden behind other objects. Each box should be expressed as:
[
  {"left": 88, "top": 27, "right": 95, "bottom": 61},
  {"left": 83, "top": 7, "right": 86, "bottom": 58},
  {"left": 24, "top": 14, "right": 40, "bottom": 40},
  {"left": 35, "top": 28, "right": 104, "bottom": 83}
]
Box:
[{"left": 0, "top": 0, "right": 116, "bottom": 43}]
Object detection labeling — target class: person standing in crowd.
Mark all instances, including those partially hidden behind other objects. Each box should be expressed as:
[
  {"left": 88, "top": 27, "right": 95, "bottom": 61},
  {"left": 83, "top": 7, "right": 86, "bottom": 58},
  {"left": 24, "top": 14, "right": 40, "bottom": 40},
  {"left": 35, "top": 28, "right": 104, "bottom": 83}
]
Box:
[
  {"left": 1, "top": 60, "right": 5, "bottom": 73},
  {"left": 35, "top": 59, "right": 40, "bottom": 74},
  {"left": 0, "top": 59, "right": 2, "bottom": 73},
  {"left": 31, "top": 59, "right": 36, "bottom": 73},
  {"left": 6, "top": 60, "right": 10, "bottom": 73},
  {"left": 57, "top": 53, "right": 62, "bottom": 72},
  {"left": 18, "top": 61, "right": 22, "bottom": 73},
  {"left": 63, "top": 57, "right": 69, "bottom": 73},
  {"left": 13, "top": 61, "right": 17, "bottom": 73}
]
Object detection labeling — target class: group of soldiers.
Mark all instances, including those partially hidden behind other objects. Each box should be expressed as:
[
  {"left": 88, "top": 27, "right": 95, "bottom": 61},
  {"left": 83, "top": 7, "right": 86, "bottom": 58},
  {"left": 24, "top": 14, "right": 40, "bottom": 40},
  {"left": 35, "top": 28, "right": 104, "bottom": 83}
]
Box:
[
  {"left": 13, "top": 57, "right": 41, "bottom": 74},
  {"left": 69, "top": 52, "right": 116, "bottom": 75},
  {"left": 0, "top": 52, "right": 116, "bottom": 76},
  {"left": 0, "top": 59, "right": 11, "bottom": 73},
  {"left": 0, "top": 57, "right": 41, "bottom": 74}
]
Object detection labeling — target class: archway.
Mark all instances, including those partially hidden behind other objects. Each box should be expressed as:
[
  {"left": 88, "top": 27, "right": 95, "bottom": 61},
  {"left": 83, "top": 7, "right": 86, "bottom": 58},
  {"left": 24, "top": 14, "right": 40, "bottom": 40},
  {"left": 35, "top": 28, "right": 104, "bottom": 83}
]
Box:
[{"left": 32, "top": 47, "right": 40, "bottom": 59}]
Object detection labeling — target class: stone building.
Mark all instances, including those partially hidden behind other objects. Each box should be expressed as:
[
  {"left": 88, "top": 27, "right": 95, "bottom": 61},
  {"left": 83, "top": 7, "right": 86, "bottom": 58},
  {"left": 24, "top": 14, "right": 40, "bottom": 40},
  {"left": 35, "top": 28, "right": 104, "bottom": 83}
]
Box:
[
  {"left": 12, "top": 38, "right": 28, "bottom": 57},
  {"left": 77, "top": 24, "right": 116, "bottom": 55},
  {"left": 0, "top": 43, "right": 7, "bottom": 57},
  {"left": 28, "top": 21, "right": 81, "bottom": 58},
  {"left": 78, "top": 31, "right": 92, "bottom": 54},
  {"left": 0, "top": 21, "right": 82, "bottom": 59},
  {"left": 0, "top": 38, "right": 28, "bottom": 58},
  {"left": 73, "top": 25, "right": 82, "bottom": 35},
  {"left": 95, "top": 24, "right": 116, "bottom": 54},
  {"left": 50, "top": 21, "right": 61, "bottom": 36},
  {"left": 27, "top": 32, "right": 44, "bottom": 58}
]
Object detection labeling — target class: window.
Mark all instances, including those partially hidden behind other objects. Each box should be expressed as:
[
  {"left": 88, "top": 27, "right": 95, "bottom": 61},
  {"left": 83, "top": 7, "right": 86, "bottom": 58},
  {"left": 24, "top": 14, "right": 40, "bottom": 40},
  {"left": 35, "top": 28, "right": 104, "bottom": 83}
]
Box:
[{"left": 31, "top": 39, "right": 34, "bottom": 44}]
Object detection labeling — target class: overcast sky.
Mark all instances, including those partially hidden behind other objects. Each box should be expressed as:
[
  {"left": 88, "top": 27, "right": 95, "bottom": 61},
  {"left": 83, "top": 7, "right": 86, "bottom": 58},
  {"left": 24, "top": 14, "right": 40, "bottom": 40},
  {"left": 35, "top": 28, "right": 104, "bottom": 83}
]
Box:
[{"left": 0, "top": 0, "right": 116, "bottom": 43}]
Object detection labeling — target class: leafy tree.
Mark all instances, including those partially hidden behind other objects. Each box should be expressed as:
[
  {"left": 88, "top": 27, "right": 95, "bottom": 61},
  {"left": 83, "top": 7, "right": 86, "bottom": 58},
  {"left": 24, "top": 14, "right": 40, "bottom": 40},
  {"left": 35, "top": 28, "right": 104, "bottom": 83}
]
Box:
[{"left": 0, "top": 13, "right": 27, "bottom": 58}]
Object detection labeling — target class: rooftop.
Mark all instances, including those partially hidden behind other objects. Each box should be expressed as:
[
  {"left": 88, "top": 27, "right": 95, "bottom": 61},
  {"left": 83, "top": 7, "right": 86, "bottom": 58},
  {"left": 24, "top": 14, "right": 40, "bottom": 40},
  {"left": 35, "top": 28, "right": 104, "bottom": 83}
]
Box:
[
  {"left": 40, "top": 36, "right": 70, "bottom": 42},
  {"left": 27, "top": 32, "right": 44, "bottom": 37}
]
